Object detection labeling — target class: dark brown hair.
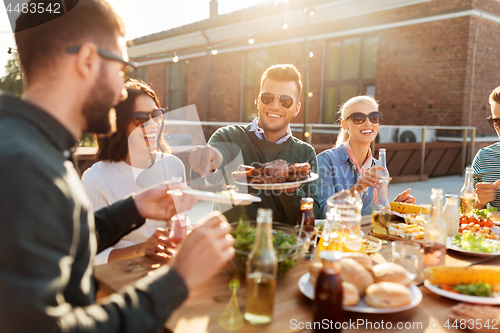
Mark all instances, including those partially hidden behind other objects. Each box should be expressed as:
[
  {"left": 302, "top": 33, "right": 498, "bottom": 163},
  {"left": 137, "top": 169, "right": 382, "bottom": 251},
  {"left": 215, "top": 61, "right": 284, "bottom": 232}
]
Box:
[
  {"left": 97, "top": 79, "right": 170, "bottom": 162},
  {"left": 15, "top": 0, "right": 125, "bottom": 82},
  {"left": 260, "top": 64, "right": 303, "bottom": 99}
]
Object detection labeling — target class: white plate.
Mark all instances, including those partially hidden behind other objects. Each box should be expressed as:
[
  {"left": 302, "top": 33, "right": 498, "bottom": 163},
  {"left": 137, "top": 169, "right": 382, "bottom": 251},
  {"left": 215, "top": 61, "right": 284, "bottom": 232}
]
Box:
[
  {"left": 234, "top": 173, "right": 319, "bottom": 190},
  {"left": 298, "top": 273, "right": 422, "bottom": 313},
  {"left": 424, "top": 280, "right": 500, "bottom": 304},
  {"left": 446, "top": 236, "right": 500, "bottom": 257},
  {"left": 182, "top": 189, "right": 261, "bottom": 206}
]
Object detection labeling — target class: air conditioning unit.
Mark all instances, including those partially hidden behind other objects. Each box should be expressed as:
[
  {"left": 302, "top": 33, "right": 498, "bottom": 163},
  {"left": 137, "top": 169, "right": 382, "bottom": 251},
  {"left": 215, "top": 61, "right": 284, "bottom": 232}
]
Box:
[
  {"left": 398, "top": 127, "right": 436, "bottom": 143},
  {"left": 375, "top": 127, "right": 436, "bottom": 143}
]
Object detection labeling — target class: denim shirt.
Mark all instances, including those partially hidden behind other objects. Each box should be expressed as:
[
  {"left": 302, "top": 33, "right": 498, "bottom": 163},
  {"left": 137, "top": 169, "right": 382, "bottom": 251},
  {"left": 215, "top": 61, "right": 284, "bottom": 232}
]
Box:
[{"left": 317, "top": 144, "right": 379, "bottom": 217}]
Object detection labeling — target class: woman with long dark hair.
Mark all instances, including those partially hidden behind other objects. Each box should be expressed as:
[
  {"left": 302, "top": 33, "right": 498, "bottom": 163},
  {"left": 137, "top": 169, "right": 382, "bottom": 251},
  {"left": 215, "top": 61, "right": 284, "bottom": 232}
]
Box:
[{"left": 82, "top": 79, "right": 186, "bottom": 264}]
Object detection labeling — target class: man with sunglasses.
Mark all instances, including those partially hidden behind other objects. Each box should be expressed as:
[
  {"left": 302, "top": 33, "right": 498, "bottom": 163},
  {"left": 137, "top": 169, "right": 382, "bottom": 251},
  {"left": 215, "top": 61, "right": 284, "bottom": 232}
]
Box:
[
  {"left": 472, "top": 86, "right": 500, "bottom": 211},
  {"left": 190, "top": 64, "right": 320, "bottom": 224},
  {"left": 0, "top": 1, "right": 234, "bottom": 332}
]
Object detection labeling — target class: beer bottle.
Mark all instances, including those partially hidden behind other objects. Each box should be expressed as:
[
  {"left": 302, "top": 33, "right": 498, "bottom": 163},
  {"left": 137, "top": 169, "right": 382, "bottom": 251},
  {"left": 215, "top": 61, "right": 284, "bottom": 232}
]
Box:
[
  {"left": 460, "top": 166, "right": 475, "bottom": 216},
  {"left": 244, "top": 208, "right": 277, "bottom": 325}
]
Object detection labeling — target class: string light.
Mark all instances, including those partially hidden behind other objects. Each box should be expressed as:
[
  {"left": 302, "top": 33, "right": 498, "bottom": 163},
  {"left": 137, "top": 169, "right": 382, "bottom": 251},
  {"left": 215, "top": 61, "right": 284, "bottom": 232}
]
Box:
[
  {"left": 211, "top": 49, "right": 218, "bottom": 55},
  {"left": 309, "top": 52, "right": 314, "bottom": 58},
  {"left": 7, "top": 47, "right": 12, "bottom": 54},
  {"left": 248, "top": 38, "right": 254, "bottom": 45},
  {"left": 308, "top": 92, "right": 313, "bottom": 97},
  {"left": 172, "top": 52, "right": 179, "bottom": 63},
  {"left": 310, "top": 11, "right": 314, "bottom": 15},
  {"left": 282, "top": 22, "right": 288, "bottom": 30}
]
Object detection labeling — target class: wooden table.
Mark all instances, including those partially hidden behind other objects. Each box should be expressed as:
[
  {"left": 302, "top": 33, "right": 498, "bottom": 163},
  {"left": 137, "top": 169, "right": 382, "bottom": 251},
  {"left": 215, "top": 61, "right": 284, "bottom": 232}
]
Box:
[{"left": 94, "top": 217, "right": 500, "bottom": 333}]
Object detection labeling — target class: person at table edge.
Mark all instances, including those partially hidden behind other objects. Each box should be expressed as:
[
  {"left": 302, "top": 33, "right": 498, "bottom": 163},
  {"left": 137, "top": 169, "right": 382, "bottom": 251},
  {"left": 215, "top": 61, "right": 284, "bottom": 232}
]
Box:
[
  {"left": 189, "top": 64, "right": 320, "bottom": 225},
  {"left": 473, "top": 85, "right": 500, "bottom": 211},
  {"left": 0, "top": 1, "right": 234, "bottom": 332}
]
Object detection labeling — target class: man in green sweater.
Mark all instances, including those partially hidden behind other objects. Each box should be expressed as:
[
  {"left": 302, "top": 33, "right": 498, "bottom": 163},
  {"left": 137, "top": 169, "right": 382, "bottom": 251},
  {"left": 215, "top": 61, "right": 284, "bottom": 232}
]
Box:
[{"left": 190, "top": 64, "right": 320, "bottom": 225}]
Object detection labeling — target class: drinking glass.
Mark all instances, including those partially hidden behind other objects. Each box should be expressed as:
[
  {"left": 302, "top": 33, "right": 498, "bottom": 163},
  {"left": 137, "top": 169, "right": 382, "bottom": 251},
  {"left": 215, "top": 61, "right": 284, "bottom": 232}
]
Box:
[
  {"left": 166, "top": 213, "right": 189, "bottom": 256},
  {"left": 391, "top": 241, "right": 422, "bottom": 280}
]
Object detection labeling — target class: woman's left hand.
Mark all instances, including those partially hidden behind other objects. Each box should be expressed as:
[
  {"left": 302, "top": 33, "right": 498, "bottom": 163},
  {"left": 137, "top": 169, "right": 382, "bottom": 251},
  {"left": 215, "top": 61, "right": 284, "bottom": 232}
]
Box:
[{"left": 394, "top": 188, "right": 416, "bottom": 203}]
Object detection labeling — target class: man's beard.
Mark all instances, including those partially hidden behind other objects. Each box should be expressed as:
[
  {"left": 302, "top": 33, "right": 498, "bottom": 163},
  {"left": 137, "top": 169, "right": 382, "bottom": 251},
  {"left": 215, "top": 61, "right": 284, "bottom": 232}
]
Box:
[{"left": 81, "top": 67, "right": 118, "bottom": 135}]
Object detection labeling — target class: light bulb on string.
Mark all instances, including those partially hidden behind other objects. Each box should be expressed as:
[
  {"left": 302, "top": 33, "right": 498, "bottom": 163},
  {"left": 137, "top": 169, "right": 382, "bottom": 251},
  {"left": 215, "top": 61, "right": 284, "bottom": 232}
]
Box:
[
  {"left": 308, "top": 92, "right": 313, "bottom": 97},
  {"left": 310, "top": 11, "right": 314, "bottom": 15},
  {"left": 172, "top": 52, "right": 179, "bottom": 63},
  {"left": 248, "top": 38, "right": 254, "bottom": 45},
  {"left": 282, "top": 22, "right": 288, "bottom": 30},
  {"left": 309, "top": 52, "right": 314, "bottom": 58},
  {"left": 211, "top": 49, "right": 218, "bottom": 55}
]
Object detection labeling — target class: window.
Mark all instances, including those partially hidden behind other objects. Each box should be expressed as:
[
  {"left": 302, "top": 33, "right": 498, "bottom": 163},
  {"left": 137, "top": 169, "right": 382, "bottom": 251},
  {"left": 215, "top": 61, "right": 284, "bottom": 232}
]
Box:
[
  {"left": 166, "top": 61, "right": 188, "bottom": 112},
  {"left": 322, "top": 36, "right": 378, "bottom": 124},
  {"left": 241, "top": 49, "right": 277, "bottom": 121}
]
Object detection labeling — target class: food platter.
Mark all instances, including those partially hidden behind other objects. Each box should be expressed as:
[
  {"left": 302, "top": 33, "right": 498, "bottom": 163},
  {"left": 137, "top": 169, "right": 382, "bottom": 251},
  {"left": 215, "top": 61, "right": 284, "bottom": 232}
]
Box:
[
  {"left": 182, "top": 189, "right": 261, "bottom": 205},
  {"left": 234, "top": 173, "right": 319, "bottom": 190},
  {"left": 298, "top": 273, "right": 422, "bottom": 313},
  {"left": 446, "top": 236, "right": 500, "bottom": 257},
  {"left": 424, "top": 280, "right": 500, "bottom": 304}
]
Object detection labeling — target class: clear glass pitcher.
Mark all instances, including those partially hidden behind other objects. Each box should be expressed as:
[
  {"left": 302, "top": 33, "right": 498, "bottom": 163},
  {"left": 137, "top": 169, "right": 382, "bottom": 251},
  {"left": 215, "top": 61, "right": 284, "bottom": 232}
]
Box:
[{"left": 318, "top": 190, "right": 363, "bottom": 253}]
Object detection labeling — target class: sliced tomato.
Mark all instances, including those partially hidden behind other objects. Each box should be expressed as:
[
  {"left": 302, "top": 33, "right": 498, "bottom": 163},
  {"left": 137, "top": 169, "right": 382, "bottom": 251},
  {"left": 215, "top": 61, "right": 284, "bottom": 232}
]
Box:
[{"left": 441, "top": 284, "right": 459, "bottom": 293}]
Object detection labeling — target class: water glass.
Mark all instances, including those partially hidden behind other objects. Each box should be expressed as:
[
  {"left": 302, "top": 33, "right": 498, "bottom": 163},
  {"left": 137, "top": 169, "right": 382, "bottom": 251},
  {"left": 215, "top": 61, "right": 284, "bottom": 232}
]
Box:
[{"left": 391, "top": 241, "right": 422, "bottom": 281}]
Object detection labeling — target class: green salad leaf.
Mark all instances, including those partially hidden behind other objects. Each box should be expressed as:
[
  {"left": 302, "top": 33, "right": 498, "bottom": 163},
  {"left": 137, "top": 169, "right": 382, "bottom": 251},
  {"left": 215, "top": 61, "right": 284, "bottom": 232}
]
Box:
[
  {"left": 454, "top": 282, "right": 493, "bottom": 297},
  {"left": 453, "top": 233, "right": 500, "bottom": 253},
  {"left": 475, "top": 207, "right": 498, "bottom": 219},
  {"left": 230, "top": 222, "right": 299, "bottom": 275}
]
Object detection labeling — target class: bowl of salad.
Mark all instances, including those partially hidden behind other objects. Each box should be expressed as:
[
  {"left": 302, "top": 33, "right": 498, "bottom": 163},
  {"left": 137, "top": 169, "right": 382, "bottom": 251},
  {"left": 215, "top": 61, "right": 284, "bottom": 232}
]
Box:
[{"left": 230, "top": 221, "right": 310, "bottom": 276}]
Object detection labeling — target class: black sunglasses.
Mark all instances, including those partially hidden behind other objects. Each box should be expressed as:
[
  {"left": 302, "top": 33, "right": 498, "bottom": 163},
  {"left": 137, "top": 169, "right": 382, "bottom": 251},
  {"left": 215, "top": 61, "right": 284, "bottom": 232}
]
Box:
[
  {"left": 132, "top": 108, "right": 166, "bottom": 127},
  {"left": 487, "top": 116, "right": 500, "bottom": 129},
  {"left": 67, "top": 46, "right": 138, "bottom": 82},
  {"left": 345, "top": 111, "right": 382, "bottom": 124},
  {"left": 259, "top": 92, "right": 297, "bottom": 109}
]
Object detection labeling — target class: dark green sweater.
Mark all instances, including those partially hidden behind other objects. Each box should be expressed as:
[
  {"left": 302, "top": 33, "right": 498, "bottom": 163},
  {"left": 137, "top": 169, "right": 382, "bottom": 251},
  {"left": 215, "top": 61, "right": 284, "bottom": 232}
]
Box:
[{"left": 196, "top": 124, "right": 320, "bottom": 225}]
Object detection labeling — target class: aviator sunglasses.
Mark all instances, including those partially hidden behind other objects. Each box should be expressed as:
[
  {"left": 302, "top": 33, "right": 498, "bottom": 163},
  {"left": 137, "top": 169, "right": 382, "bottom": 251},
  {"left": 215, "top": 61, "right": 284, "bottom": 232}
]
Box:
[
  {"left": 132, "top": 108, "right": 166, "bottom": 127},
  {"left": 67, "top": 46, "right": 138, "bottom": 82},
  {"left": 487, "top": 116, "right": 500, "bottom": 129},
  {"left": 259, "top": 92, "right": 297, "bottom": 109},
  {"left": 345, "top": 111, "right": 382, "bottom": 124}
]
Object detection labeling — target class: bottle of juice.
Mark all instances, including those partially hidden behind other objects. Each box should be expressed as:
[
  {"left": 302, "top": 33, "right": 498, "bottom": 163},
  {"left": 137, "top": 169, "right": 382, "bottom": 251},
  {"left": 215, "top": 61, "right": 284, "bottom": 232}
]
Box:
[{"left": 244, "top": 208, "right": 277, "bottom": 325}]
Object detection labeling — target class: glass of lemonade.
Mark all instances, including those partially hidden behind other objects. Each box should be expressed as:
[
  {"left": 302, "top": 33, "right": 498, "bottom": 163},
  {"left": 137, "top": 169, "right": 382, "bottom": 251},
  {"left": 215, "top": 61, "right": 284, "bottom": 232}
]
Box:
[{"left": 318, "top": 191, "right": 363, "bottom": 254}]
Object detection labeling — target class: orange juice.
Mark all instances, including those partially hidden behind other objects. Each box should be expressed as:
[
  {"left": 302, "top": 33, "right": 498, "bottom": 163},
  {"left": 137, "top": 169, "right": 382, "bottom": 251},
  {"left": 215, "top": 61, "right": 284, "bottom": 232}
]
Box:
[{"left": 317, "top": 231, "right": 364, "bottom": 256}]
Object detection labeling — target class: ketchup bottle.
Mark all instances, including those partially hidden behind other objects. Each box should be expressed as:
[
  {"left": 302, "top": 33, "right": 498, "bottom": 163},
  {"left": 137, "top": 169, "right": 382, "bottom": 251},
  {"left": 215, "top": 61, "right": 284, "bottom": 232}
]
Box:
[
  {"left": 313, "top": 250, "right": 344, "bottom": 332},
  {"left": 297, "top": 197, "right": 315, "bottom": 233}
]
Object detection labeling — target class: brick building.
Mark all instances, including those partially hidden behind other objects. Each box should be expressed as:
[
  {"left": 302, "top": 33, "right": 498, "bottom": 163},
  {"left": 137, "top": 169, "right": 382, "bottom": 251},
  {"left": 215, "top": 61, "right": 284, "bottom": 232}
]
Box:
[{"left": 128, "top": 0, "right": 500, "bottom": 142}]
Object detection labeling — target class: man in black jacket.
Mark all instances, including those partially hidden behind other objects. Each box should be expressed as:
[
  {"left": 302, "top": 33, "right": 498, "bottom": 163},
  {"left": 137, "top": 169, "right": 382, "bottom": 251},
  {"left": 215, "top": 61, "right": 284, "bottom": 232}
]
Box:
[{"left": 0, "top": 1, "right": 234, "bottom": 332}]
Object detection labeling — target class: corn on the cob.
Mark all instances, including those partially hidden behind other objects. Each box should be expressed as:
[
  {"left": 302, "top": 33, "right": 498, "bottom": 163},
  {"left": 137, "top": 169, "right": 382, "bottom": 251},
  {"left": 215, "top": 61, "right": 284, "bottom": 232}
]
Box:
[
  {"left": 390, "top": 202, "right": 431, "bottom": 215},
  {"left": 423, "top": 265, "right": 500, "bottom": 285}
]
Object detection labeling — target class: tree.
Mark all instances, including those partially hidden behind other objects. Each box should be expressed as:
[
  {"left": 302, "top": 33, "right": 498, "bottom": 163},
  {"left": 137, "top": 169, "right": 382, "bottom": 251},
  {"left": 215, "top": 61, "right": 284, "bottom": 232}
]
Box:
[{"left": 0, "top": 52, "right": 23, "bottom": 97}]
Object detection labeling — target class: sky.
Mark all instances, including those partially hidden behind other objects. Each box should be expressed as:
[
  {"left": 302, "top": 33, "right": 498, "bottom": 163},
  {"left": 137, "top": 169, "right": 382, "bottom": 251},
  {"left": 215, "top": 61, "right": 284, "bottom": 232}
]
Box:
[{"left": 0, "top": 0, "right": 271, "bottom": 77}]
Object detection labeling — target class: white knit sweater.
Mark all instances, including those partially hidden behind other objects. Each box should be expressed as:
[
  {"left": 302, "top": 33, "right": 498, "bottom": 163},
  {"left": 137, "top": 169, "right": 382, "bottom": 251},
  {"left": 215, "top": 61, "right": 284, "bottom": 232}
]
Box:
[{"left": 81, "top": 152, "right": 186, "bottom": 265}]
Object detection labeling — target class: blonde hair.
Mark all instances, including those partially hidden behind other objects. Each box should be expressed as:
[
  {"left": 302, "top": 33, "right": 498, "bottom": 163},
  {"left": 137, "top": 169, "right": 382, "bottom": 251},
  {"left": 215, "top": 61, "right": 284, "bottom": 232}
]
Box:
[{"left": 334, "top": 95, "right": 379, "bottom": 147}]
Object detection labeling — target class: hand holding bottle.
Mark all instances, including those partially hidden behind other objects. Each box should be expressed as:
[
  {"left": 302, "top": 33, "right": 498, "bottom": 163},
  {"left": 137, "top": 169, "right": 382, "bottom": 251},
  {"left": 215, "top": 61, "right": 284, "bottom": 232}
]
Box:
[
  {"left": 352, "top": 165, "right": 386, "bottom": 193},
  {"left": 475, "top": 180, "right": 500, "bottom": 209}
]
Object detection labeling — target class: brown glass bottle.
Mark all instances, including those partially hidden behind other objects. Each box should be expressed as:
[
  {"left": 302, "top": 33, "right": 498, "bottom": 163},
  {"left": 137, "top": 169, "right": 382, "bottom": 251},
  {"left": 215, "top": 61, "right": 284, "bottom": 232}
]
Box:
[
  {"left": 297, "top": 197, "right": 315, "bottom": 233},
  {"left": 313, "top": 251, "right": 344, "bottom": 332}
]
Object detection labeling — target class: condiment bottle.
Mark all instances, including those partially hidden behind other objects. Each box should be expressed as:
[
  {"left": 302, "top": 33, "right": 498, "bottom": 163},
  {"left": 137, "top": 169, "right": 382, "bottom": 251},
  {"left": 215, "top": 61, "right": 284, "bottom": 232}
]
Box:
[
  {"left": 297, "top": 197, "right": 315, "bottom": 233},
  {"left": 244, "top": 208, "right": 277, "bottom": 325},
  {"left": 442, "top": 194, "right": 460, "bottom": 236},
  {"left": 423, "top": 188, "right": 447, "bottom": 268},
  {"left": 460, "top": 166, "right": 476, "bottom": 216},
  {"left": 371, "top": 177, "right": 390, "bottom": 240},
  {"left": 313, "top": 250, "right": 344, "bottom": 333}
]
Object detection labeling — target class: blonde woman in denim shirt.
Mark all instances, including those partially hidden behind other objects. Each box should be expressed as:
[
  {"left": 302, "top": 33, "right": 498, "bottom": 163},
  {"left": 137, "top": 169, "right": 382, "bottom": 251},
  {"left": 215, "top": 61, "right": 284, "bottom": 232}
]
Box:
[{"left": 318, "top": 95, "right": 414, "bottom": 216}]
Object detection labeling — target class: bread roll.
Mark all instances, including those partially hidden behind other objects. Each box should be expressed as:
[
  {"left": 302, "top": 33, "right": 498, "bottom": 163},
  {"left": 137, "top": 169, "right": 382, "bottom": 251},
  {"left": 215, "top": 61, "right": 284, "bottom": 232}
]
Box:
[
  {"left": 372, "top": 262, "right": 411, "bottom": 286},
  {"left": 341, "top": 252, "right": 373, "bottom": 270},
  {"left": 308, "top": 261, "right": 322, "bottom": 286},
  {"left": 342, "top": 281, "right": 360, "bottom": 306},
  {"left": 365, "top": 282, "right": 412, "bottom": 308},
  {"left": 339, "top": 258, "right": 374, "bottom": 295}
]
